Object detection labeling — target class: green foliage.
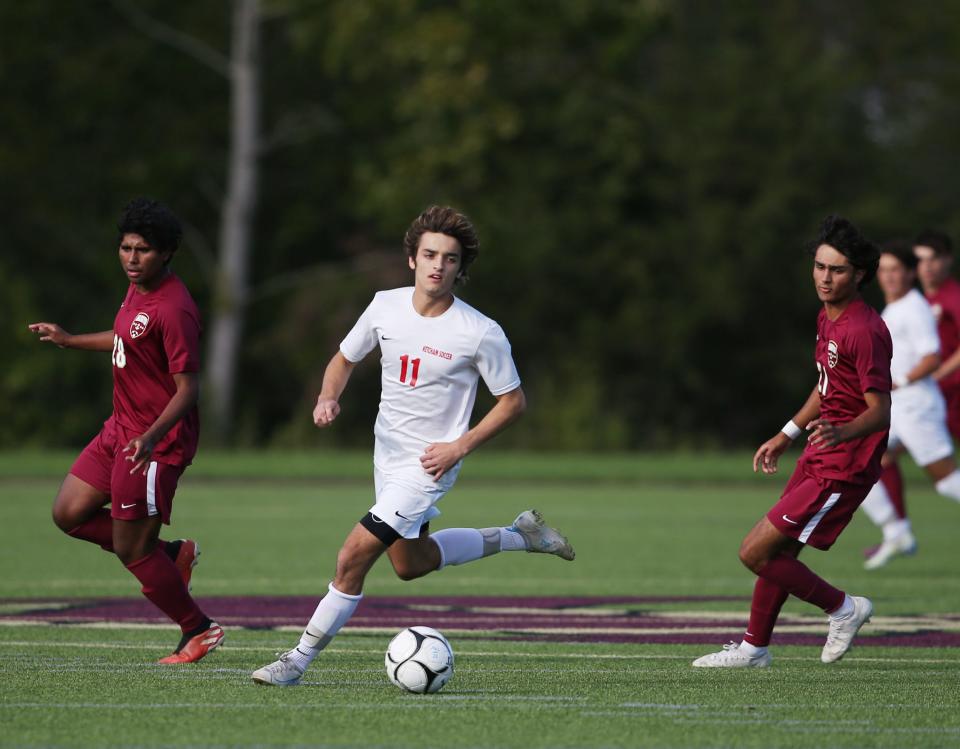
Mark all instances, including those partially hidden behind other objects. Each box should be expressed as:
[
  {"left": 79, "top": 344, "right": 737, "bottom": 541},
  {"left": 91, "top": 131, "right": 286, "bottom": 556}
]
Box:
[{"left": 4, "top": 1, "right": 960, "bottom": 448}]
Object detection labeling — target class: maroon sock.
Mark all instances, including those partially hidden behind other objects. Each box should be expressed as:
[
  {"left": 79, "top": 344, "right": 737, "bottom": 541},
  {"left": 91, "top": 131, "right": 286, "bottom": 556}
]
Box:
[
  {"left": 125, "top": 547, "right": 206, "bottom": 634},
  {"left": 743, "top": 577, "right": 790, "bottom": 647},
  {"left": 881, "top": 463, "right": 906, "bottom": 520},
  {"left": 67, "top": 509, "right": 114, "bottom": 552},
  {"left": 756, "top": 555, "right": 844, "bottom": 614}
]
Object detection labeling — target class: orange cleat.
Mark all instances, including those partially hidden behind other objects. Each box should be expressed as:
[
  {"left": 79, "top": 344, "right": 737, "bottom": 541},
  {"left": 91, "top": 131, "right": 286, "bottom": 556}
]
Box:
[
  {"left": 158, "top": 623, "right": 225, "bottom": 664},
  {"left": 172, "top": 539, "right": 200, "bottom": 592}
]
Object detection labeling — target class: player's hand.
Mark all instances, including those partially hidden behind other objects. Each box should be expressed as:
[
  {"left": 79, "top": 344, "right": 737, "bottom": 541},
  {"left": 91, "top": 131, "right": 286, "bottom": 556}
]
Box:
[
  {"left": 28, "top": 322, "right": 72, "bottom": 348},
  {"left": 313, "top": 398, "right": 340, "bottom": 427},
  {"left": 753, "top": 433, "right": 791, "bottom": 474},
  {"left": 807, "top": 418, "right": 845, "bottom": 448},
  {"left": 123, "top": 436, "right": 155, "bottom": 475},
  {"left": 420, "top": 441, "right": 467, "bottom": 481}
]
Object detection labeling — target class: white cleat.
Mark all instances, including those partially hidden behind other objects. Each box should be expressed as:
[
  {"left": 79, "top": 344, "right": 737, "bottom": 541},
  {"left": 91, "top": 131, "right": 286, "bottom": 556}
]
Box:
[
  {"left": 252, "top": 651, "right": 305, "bottom": 686},
  {"left": 511, "top": 509, "right": 575, "bottom": 561},
  {"left": 864, "top": 532, "right": 917, "bottom": 570},
  {"left": 821, "top": 596, "right": 873, "bottom": 663},
  {"left": 692, "top": 642, "right": 772, "bottom": 668}
]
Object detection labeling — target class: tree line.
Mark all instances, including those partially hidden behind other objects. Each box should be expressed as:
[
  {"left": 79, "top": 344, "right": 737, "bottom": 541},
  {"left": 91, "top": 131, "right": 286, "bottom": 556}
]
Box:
[{"left": 4, "top": 0, "right": 959, "bottom": 451}]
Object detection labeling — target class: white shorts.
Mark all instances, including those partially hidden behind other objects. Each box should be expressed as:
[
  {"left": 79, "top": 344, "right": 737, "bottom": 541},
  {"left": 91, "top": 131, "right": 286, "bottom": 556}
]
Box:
[
  {"left": 369, "top": 465, "right": 458, "bottom": 539},
  {"left": 889, "top": 393, "right": 954, "bottom": 467}
]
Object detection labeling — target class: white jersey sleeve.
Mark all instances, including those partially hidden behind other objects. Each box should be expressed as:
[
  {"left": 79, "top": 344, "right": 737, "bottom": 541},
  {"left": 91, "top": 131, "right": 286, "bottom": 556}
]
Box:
[
  {"left": 475, "top": 323, "right": 521, "bottom": 396},
  {"left": 910, "top": 294, "right": 941, "bottom": 358},
  {"left": 339, "top": 297, "right": 380, "bottom": 363}
]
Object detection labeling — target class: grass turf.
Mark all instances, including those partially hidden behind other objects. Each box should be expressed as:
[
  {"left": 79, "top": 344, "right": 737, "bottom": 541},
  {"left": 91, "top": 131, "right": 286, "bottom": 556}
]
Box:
[{"left": 1, "top": 449, "right": 959, "bottom": 747}]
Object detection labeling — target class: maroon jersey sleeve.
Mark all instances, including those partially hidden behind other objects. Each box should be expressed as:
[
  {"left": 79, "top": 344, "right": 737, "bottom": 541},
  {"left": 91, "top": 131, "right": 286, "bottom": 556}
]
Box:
[
  {"left": 853, "top": 322, "right": 892, "bottom": 395},
  {"left": 161, "top": 305, "right": 201, "bottom": 374}
]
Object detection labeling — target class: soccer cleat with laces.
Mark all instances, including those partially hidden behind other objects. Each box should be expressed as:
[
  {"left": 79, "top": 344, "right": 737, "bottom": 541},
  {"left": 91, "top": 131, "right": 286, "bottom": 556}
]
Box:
[
  {"left": 692, "top": 642, "right": 772, "bottom": 668},
  {"left": 511, "top": 509, "right": 575, "bottom": 560},
  {"left": 157, "top": 622, "right": 225, "bottom": 664},
  {"left": 821, "top": 596, "right": 873, "bottom": 663},
  {"left": 252, "top": 651, "right": 306, "bottom": 686},
  {"left": 864, "top": 532, "right": 917, "bottom": 570},
  {"left": 171, "top": 539, "right": 201, "bottom": 591}
]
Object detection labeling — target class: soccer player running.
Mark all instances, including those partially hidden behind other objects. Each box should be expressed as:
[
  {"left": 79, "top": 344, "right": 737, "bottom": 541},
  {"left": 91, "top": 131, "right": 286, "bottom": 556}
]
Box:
[
  {"left": 915, "top": 230, "right": 960, "bottom": 440},
  {"left": 693, "top": 215, "right": 891, "bottom": 668},
  {"left": 860, "top": 242, "right": 960, "bottom": 569},
  {"left": 28, "top": 198, "right": 223, "bottom": 664},
  {"left": 252, "top": 205, "right": 574, "bottom": 687}
]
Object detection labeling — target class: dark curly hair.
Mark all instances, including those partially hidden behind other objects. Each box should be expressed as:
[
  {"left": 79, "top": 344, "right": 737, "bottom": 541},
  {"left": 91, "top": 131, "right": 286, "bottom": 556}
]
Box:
[
  {"left": 403, "top": 205, "right": 479, "bottom": 285},
  {"left": 881, "top": 239, "right": 918, "bottom": 271},
  {"left": 808, "top": 214, "right": 879, "bottom": 288},
  {"left": 914, "top": 229, "right": 953, "bottom": 257},
  {"left": 117, "top": 197, "right": 183, "bottom": 256}
]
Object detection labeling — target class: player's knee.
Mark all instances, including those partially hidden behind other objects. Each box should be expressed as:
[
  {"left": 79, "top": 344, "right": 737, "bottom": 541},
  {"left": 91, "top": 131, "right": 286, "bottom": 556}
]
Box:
[
  {"left": 738, "top": 542, "right": 764, "bottom": 574},
  {"left": 391, "top": 560, "right": 427, "bottom": 581},
  {"left": 51, "top": 503, "right": 77, "bottom": 533}
]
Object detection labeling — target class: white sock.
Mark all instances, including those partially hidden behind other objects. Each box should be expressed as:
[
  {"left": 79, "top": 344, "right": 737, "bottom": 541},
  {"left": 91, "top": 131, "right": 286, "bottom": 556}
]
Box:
[
  {"left": 861, "top": 481, "right": 896, "bottom": 527},
  {"left": 882, "top": 518, "right": 912, "bottom": 542},
  {"left": 935, "top": 470, "right": 960, "bottom": 503},
  {"left": 739, "top": 640, "right": 766, "bottom": 655},
  {"left": 829, "top": 594, "right": 855, "bottom": 620},
  {"left": 431, "top": 527, "right": 527, "bottom": 569},
  {"left": 290, "top": 582, "right": 362, "bottom": 670}
]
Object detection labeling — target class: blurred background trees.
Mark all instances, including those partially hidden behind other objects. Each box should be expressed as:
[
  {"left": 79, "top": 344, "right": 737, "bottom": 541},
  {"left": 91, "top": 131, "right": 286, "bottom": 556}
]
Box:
[{"left": 4, "top": 0, "right": 959, "bottom": 451}]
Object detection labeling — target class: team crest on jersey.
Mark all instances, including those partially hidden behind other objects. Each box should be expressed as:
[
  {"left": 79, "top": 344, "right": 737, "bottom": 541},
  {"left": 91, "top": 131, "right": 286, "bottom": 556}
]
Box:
[
  {"left": 827, "top": 339, "right": 839, "bottom": 368},
  {"left": 130, "top": 312, "right": 150, "bottom": 339}
]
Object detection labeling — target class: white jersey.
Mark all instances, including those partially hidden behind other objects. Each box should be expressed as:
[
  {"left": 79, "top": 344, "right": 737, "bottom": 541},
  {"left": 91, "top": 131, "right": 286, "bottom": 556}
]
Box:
[
  {"left": 340, "top": 287, "right": 521, "bottom": 475},
  {"left": 882, "top": 288, "right": 941, "bottom": 408}
]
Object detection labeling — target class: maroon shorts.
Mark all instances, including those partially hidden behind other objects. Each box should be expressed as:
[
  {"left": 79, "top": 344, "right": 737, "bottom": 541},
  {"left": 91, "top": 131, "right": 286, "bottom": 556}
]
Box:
[
  {"left": 767, "top": 466, "right": 871, "bottom": 550},
  {"left": 70, "top": 422, "right": 184, "bottom": 525},
  {"left": 942, "top": 385, "right": 960, "bottom": 441}
]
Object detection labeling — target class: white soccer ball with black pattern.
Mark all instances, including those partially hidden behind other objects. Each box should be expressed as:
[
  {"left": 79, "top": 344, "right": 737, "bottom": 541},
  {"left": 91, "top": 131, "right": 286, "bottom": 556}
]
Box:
[{"left": 384, "top": 626, "right": 454, "bottom": 694}]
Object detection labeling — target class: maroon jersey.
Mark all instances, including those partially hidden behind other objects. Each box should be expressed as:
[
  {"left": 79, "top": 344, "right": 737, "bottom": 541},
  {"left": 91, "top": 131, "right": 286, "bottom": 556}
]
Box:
[
  {"left": 797, "top": 298, "right": 892, "bottom": 486},
  {"left": 107, "top": 273, "right": 200, "bottom": 466},
  {"left": 925, "top": 277, "right": 960, "bottom": 392}
]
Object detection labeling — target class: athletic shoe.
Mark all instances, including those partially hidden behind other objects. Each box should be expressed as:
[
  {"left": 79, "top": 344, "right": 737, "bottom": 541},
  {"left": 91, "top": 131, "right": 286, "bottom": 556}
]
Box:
[
  {"left": 821, "top": 596, "right": 873, "bottom": 663},
  {"left": 511, "top": 509, "right": 575, "bottom": 560},
  {"left": 864, "top": 532, "right": 917, "bottom": 570},
  {"left": 252, "top": 651, "right": 305, "bottom": 687},
  {"left": 172, "top": 539, "right": 201, "bottom": 591},
  {"left": 692, "top": 642, "right": 772, "bottom": 668},
  {"left": 157, "top": 622, "right": 225, "bottom": 664}
]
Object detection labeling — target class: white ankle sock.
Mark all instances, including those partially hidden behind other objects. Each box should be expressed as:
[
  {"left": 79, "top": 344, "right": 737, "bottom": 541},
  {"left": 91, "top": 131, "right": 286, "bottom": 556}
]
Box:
[
  {"left": 882, "top": 518, "right": 911, "bottom": 542},
  {"left": 739, "top": 640, "right": 766, "bottom": 656},
  {"left": 935, "top": 470, "right": 960, "bottom": 503},
  {"left": 431, "top": 527, "right": 526, "bottom": 569},
  {"left": 829, "top": 594, "right": 854, "bottom": 620},
  {"left": 290, "top": 582, "right": 362, "bottom": 670},
  {"left": 861, "top": 482, "right": 896, "bottom": 527}
]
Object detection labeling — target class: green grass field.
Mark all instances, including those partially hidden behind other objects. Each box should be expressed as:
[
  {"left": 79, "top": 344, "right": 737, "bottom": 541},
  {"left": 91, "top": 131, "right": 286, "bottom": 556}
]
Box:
[{"left": 2, "top": 450, "right": 959, "bottom": 748}]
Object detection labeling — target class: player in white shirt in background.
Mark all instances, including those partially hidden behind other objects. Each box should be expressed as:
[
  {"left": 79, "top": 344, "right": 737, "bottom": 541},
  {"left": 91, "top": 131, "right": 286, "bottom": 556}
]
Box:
[
  {"left": 861, "top": 240, "right": 960, "bottom": 569},
  {"left": 252, "top": 206, "right": 574, "bottom": 686}
]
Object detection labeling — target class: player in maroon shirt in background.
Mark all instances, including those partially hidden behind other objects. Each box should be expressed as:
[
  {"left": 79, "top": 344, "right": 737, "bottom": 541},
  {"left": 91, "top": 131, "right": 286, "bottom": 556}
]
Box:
[
  {"left": 29, "top": 198, "right": 223, "bottom": 664},
  {"left": 693, "top": 215, "right": 891, "bottom": 668}
]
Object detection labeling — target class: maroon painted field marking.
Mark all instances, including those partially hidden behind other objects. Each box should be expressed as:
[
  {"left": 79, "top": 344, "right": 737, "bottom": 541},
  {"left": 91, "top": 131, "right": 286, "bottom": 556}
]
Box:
[{"left": 3, "top": 596, "right": 959, "bottom": 648}]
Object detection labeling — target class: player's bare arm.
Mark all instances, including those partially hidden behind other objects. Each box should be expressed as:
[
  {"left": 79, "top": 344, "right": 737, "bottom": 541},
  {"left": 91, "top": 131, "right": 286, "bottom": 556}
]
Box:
[
  {"left": 932, "top": 345, "right": 960, "bottom": 382},
  {"left": 28, "top": 323, "right": 113, "bottom": 352},
  {"left": 421, "top": 387, "right": 527, "bottom": 480},
  {"left": 807, "top": 389, "right": 890, "bottom": 448},
  {"left": 313, "top": 351, "right": 356, "bottom": 427},
  {"left": 123, "top": 372, "right": 200, "bottom": 475},
  {"left": 897, "top": 352, "right": 940, "bottom": 388},
  {"left": 753, "top": 385, "right": 821, "bottom": 474}
]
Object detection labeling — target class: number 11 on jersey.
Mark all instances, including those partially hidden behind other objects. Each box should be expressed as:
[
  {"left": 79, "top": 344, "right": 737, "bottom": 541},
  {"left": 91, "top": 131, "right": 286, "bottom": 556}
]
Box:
[{"left": 399, "top": 355, "right": 420, "bottom": 387}]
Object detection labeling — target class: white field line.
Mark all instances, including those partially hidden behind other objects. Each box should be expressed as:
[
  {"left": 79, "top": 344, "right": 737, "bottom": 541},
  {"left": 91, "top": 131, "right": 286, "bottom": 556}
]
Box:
[{"left": 1, "top": 640, "right": 959, "bottom": 664}]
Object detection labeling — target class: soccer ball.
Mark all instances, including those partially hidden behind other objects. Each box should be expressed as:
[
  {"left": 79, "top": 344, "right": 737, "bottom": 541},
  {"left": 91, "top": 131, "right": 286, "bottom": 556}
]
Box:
[{"left": 384, "top": 626, "right": 454, "bottom": 694}]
